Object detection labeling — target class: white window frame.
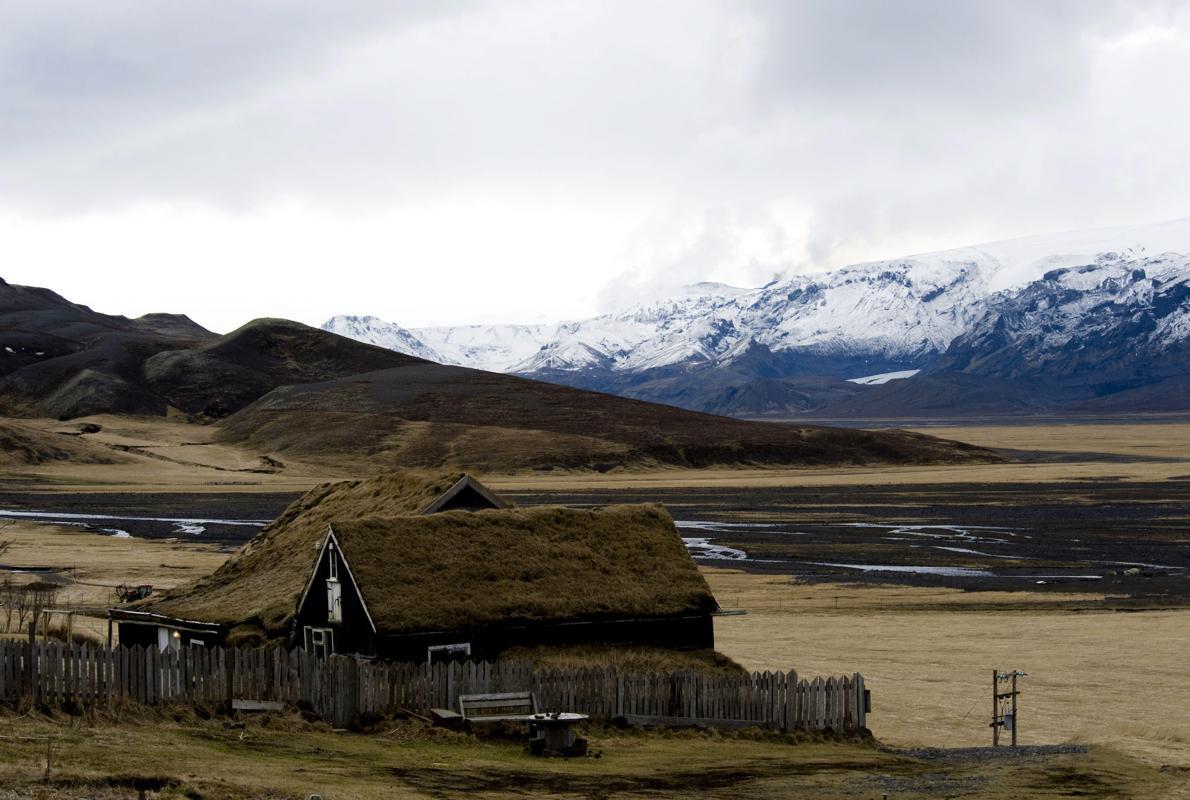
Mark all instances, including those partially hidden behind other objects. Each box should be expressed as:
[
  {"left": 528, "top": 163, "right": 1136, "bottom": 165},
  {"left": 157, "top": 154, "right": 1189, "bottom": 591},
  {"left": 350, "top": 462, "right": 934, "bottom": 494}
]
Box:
[
  {"left": 426, "top": 642, "right": 471, "bottom": 665},
  {"left": 304, "top": 626, "right": 334, "bottom": 659}
]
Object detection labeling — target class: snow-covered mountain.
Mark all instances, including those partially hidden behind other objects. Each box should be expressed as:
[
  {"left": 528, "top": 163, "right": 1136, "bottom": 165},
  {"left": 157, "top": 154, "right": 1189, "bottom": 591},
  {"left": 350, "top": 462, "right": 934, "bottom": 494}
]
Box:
[
  {"left": 832, "top": 252, "right": 1190, "bottom": 417},
  {"left": 321, "top": 315, "right": 446, "bottom": 364},
  {"left": 322, "top": 218, "right": 1190, "bottom": 416},
  {"left": 943, "top": 253, "right": 1190, "bottom": 380}
]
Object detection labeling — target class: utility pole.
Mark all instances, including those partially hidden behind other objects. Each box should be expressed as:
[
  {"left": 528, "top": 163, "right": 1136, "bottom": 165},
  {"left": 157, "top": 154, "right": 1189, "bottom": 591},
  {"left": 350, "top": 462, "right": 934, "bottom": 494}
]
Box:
[{"left": 991, "top": 669, "right": 1026, "bottom": 746}]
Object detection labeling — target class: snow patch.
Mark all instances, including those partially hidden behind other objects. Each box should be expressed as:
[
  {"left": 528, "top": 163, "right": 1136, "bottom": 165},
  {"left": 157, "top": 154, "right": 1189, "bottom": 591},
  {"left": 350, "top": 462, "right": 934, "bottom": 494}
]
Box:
[
  {"left": 812, "top": 562, "right": 995, "bottom": 577},
  {"left": 682, "top": 537, "right": 748, "bottom": 561},
  {"left": 0, "top": 510, "right": 268, "bottom": 527},
  {"left": 847, "top": 369, "right": 921, "bottom": 385}
]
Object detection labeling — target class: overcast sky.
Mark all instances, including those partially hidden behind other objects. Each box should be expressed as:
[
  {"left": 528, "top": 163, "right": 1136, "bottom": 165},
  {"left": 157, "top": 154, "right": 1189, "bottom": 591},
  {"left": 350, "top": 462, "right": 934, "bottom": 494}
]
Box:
[{"left": 2, "top": 0, "right": 1189, "bottom": 332}]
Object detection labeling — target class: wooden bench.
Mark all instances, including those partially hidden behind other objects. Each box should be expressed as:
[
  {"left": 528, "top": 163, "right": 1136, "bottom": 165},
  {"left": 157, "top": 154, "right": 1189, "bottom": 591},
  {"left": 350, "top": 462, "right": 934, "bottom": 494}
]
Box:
[{"left": 457, "top": 691, "right": 538, "bottom": 722}]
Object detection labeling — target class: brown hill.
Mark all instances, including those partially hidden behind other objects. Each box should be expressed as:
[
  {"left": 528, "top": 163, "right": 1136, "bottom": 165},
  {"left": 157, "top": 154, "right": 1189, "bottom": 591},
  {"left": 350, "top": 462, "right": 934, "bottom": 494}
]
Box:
[
  {"left": 0, "top": 276, "right": 1001, "bottom": 472},
  {"left": 143, "top": 318, "right": 417, "bottom": 417},
  {"left": 0, "top": 277, "right": 213, "bottom": 418},
  {"left": 218, "top": 359, "right": 999, "bottom": 471}
]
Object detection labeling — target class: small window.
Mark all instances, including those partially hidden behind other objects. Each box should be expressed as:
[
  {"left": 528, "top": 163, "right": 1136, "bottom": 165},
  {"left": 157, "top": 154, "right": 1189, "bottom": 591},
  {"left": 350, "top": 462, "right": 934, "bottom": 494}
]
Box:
[
  {"left": 327, "top": 544, "right": 339, "bottom": 580},
  {"left": 304, "top": 626, "right": 334, "bottom": 659},
  {"left": 427, "top": 642, "right": 471, "bottom": 665}
]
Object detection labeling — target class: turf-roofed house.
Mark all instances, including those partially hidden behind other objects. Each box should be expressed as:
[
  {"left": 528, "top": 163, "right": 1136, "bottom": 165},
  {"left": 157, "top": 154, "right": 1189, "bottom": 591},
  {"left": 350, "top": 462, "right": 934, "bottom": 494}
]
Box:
[{"left": 109, "top": 472, "right": 719, "bottom": 661}]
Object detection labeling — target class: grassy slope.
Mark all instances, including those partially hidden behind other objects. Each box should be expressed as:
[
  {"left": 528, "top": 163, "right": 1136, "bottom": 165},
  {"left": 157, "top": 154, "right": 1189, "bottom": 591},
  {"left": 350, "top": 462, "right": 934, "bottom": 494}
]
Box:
[
  {"left": 0, "top": 419, "right": 132, "bottom": 467},
  {"left": 217, "top": 359, "right": 1001, "bottom": 472},
  {"left": 0, "top": 710, "right": 1177, "bottom": 800}
]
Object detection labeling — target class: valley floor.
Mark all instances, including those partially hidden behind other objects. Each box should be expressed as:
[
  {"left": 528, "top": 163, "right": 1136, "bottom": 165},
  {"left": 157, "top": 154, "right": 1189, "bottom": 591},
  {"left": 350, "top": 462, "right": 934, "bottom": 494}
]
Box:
[{"left": 1, "top": 416, "right": 1188, "bottom": 797}]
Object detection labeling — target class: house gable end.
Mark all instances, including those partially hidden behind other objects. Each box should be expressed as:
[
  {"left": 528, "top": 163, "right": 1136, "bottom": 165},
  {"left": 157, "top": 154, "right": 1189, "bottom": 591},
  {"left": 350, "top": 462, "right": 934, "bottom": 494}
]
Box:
[
  {"left": 420, "top": 475, "right": 507, "bottom": 514},
  {"left": 295, "top": 526, "right": 378, "bottom": 647}
]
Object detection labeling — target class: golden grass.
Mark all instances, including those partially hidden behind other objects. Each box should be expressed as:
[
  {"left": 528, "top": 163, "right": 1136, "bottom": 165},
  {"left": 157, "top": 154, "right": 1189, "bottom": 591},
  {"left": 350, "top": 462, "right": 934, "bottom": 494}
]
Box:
[
  {"left": 0, "top": 419, "right": 130, "bottom": 467},
  {"left": 705, "top": 567, "right": 1190, "bottom": 771},
  {"left": 0, "top": 520, "right": 229, "bottom": 643},
  {"left": 905, "top": 421, "right": 1190, "bottom": 460},
  {"left": 492, "top": 457, "right": 1190, "bottom": 491},
  {"left": 3, "top": 414, "right": 333, "bottom": 492}
]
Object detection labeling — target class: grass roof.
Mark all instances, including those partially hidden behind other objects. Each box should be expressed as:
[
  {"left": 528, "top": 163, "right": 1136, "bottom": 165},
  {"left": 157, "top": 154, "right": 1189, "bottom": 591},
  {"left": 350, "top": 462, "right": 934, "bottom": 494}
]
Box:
[
  {"left": 141, "top": 470, "right": 472, "bottom": 631},
  {"left": 331, "top": 504, "right": 717, "bottom": 635},
  {"left": 139, "top": 470, "right": 716, "bottom": 640}
]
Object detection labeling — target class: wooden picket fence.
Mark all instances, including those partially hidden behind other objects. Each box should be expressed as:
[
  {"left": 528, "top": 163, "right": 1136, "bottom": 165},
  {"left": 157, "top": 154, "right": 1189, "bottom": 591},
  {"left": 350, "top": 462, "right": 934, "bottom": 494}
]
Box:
[{"left": 0, "top": 640, "right": 867, "bottom": 732}]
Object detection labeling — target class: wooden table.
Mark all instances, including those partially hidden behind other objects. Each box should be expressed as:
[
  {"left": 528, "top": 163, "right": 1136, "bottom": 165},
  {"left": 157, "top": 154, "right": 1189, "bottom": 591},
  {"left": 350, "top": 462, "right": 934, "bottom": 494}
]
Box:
[{"left": 528, "top": 712, "right": 588, "bottom": 757}]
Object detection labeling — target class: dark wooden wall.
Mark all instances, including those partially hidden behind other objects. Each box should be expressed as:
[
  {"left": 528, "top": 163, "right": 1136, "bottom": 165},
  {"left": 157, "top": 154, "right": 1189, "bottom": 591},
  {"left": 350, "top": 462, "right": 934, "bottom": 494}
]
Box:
[{"left": 293, "top": 542, "right": 377, "bottom": 656}]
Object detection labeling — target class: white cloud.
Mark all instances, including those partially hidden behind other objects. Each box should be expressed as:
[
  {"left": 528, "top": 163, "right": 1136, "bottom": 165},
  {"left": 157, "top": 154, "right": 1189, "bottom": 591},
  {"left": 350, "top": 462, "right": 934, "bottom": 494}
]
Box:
[{"left": 1, "top": 1, "right": 1188, "bottom": 330}]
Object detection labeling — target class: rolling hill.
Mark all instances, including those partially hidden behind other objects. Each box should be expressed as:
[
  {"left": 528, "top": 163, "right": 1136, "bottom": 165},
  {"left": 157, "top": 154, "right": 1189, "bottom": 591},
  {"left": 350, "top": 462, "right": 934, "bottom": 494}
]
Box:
[{"left": 0, "top": 277, "right": 998, "bottom": 472}]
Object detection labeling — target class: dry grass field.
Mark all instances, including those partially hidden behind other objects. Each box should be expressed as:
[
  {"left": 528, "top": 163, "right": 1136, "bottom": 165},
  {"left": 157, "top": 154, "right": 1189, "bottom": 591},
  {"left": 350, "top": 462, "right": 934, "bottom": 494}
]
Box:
[
  {"left": 905, "top": 420, "right": 1190, "bottom": 460},
  {"left": 707, "top": 567, "right": 1190, "bottom": 773},
  {"left": 495, "top": 419, "right": 1190, "bottom": 490},
  {"left": 6, "top": 416, "right": 1189, "bottom": 492},
  {"left": 1, "top": 415, "right": 331, "bottom": 492},
  {"left": 0, "top": 520, "right": 229, "bottom": 643}
]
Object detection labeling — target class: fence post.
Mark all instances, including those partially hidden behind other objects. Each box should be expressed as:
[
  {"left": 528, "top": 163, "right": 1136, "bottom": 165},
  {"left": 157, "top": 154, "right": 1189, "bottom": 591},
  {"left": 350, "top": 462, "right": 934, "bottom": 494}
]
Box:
[
  {"left": 615, "top": 670, "right": 624, "bottom": 717},
  {"left": 24, "top": 625, "right": 36, "bottom": 704},
  {"left": 855, "top": 673, "right": 866, "bottom": 731},
  {"left": 223, "top": 647, "right": 234, "bottom": 712}
]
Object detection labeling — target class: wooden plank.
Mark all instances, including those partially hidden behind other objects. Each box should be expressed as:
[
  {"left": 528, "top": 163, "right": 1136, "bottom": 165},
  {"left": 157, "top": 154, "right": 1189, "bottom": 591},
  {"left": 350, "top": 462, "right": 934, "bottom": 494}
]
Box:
[
  {"left": 232, "top": 698, "right": 287, "bottom": 712},
  {"left": 783, "top": 670, "right": 796, "bottom": 731},
  {"left": 856, "top": 673, "right": 866, "bottom": 731},
  {"left": 843, "top": 675, "right": 854, "bottom": 731}
]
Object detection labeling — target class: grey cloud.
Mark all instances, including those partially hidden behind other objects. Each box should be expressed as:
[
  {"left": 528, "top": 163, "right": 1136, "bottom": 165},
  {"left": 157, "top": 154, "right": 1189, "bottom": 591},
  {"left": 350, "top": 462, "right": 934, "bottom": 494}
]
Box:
[{"left": 1, "top": 0, "right": 1189, "bottom": 321}]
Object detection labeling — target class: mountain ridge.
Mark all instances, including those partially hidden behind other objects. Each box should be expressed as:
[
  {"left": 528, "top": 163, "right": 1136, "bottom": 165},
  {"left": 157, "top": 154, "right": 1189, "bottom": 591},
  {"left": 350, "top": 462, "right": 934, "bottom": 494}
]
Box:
[
  {"left": 0, "top": 276, "right": 997, "bottom": 472},
  {"left": 325, "top": 218, "right": 1190, "bottom": 416}
]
